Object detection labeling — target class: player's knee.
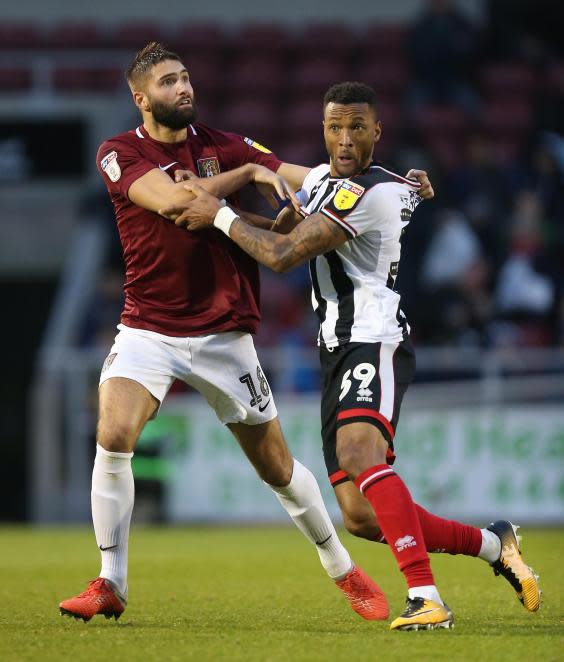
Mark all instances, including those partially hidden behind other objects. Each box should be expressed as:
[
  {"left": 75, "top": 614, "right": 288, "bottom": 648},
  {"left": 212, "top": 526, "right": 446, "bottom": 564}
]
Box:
[
  {"left": 337, "top": 430, "right": 388, "bottom": 477},
  {"left": 258, "top": 459, "right": 293, "bottom": 487},
  {"left": 336, "top": 438, "right": 370, "bottom": 477},
  {"left": 97, "top": 420, "right": 138, "bottom": 453},
  {"left": 343, "top": 517, "right": 380, "bottom": 541},
  {"left": 341, "top": 504, "right": 381, "bottom": 541}
]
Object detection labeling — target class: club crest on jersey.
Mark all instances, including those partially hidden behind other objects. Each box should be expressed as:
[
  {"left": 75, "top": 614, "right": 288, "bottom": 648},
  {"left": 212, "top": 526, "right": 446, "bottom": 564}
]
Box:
[
  {"left": 100, "top": 151, "right": 121, "bottom": 182},
  {"left": 243, "top": 137, "right": 272, "bottom": 154},
  {"left": 197, "top": 157, "right": 220, "bottom": 178},
  {"left": 333, "top": 180, "right": 365, "bottom": 211}
]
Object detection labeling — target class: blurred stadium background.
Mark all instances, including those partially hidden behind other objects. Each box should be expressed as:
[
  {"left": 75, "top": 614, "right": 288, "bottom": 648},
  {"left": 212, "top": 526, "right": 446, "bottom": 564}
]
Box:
[{"left": 1, "top": 0, "right": 563, "bottom": 527}]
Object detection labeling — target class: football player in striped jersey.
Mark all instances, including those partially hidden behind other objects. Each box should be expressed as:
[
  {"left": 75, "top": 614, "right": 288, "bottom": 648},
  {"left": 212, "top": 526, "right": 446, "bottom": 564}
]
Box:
[{"left": 163, "top": 82, "right": 541, "bottom": 630}]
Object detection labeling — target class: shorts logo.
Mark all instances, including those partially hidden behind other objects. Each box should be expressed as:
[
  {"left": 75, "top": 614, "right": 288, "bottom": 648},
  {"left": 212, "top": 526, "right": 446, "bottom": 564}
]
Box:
[
  {"left": 102, "top": 353, "right": 117, "bottom": 373},
  {"left": 197, "top": 157, "right": 220, "bottom": 178},
  {"left": 333, "top": 180, "right": 365, "bottom": 211},
  {"left": 394, "top": 535, "right": 417, "bottom": 552},
  {"left": 356, "top": 387, "right": 373, "bottom": 402},
  {"left": 244, "top": 137, "right": 272, "bottom": 154},
  {"left": 100, "top": 151, "right": 121, "bottom": 182}
]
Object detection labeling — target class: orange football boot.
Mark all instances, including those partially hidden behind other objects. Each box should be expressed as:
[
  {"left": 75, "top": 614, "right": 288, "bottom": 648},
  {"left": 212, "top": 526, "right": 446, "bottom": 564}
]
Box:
[
  {"left": 335, "top": 566, "right": 389, "bottom": 620},
  {"left": 59, "top": 577, "right": 126, "bottom": 622}
]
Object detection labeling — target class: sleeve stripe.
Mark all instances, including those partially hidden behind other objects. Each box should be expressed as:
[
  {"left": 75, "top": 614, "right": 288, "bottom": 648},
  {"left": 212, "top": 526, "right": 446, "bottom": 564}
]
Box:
[
  {"left": 321, "top": 208, "right": 358, "bottom": 237},
  {"left": 374, "top": 165, "right": 421, "bottom": 188}
]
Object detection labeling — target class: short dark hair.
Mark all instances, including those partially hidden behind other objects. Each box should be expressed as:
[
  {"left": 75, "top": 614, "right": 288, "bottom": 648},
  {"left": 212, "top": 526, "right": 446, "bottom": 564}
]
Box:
[
  {"left": 323, "top": 82, "right": 378, "bottom": 115},
  {"left": 125, "top": 42, "right": 182, "bottom": 89}
]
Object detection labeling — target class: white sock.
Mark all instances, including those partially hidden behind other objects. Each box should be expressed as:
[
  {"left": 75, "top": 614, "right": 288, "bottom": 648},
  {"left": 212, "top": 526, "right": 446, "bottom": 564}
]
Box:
[
  {"left": 268, "top": 459, "right": 352, "bottom": 580},
  {"left": 91, "top": 444, "right": 134, "bottom": 597},
  {"left": 408, "top": 585, "right": 443, "bottom": 605},
  {"left": 478, "top": 528, "right": 501, "bottom": 563}
]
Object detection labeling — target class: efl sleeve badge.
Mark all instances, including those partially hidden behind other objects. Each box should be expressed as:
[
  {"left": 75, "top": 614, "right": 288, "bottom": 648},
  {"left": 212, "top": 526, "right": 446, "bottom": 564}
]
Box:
[
  {"left": 100, "top": 151, "right": 121, "bottom": 182},
  {"left": 243, "top": 137, "right": 272, "bottom": 154},
  {"left": 333, "top": 180, "right": 365, "bottom": 211}
]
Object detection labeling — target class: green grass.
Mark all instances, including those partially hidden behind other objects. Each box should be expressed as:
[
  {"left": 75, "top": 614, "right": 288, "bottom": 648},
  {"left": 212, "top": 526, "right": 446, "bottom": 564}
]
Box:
[{"left": 0, "top": 526, "right": 562, "bottom": 661}]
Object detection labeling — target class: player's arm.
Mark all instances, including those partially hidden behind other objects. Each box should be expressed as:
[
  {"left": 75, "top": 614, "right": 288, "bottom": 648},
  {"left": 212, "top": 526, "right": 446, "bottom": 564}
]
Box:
[
  {"left": 276, "top": 163, "right": 311, "bottom": 191},
  {"left": 162, "top": 181, "right": 347, "bottom": 272},
  {"left": 274, "top": 163, "right": 434, "bottom": 200},
  {"left": 129, "top": 163, "right": 297, "bottom": 215},
  {"left": 229, "top": 205, "right": 304, "bottom": 234},
  {"left": 228, "top": 210, "right": 346, "bottom": 272}
]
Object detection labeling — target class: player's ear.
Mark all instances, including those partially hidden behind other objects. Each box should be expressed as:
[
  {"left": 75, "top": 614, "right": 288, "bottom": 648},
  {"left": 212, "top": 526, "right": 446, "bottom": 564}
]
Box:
[
  {"left": 133, "top": 90, "right": 149, "bottom": 112},
  {"left": 374, "top": 120, "right": 382, "bottom": 144}
]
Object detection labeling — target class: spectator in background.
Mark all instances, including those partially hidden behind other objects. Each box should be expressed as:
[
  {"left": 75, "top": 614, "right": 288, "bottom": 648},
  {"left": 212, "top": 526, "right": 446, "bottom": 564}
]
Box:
[
  {"left": 446, "top": 133, "right": 508, "bottom": 269},
  {"left": 408, "top": 0, "right": 480, "bottom": 113},
  {"left": 494, "top": 190, "right": 558, "bottom": 346},
  {"left": 420, "top": 209, "right": 492, "bottom": 345}
]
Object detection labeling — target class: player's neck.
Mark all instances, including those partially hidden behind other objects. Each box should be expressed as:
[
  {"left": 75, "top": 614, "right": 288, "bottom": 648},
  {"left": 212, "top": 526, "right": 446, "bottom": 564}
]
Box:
[{"left": 143, "top": 119, "right": 188, "bottom": 143}]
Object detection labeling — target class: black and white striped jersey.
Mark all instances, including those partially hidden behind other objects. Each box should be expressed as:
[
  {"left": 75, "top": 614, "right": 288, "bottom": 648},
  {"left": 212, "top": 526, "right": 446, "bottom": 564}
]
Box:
[{"left": 297, "top": 163, "right": 422, "bottom": 348}]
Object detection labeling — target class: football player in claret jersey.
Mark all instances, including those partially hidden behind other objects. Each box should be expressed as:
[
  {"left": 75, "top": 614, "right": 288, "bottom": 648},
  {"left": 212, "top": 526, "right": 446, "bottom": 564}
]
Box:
[
  {"left": 59, "top": 44, "right": 397, "bottom": 624},
  {"left": 164, "top": 82, "right": 541, "bottom": 630}
]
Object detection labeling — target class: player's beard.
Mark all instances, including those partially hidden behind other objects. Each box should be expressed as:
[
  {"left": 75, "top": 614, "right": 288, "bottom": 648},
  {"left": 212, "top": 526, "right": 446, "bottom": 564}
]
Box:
[{"left": 150, "top": 98, "right": 198, "bottom": 130}]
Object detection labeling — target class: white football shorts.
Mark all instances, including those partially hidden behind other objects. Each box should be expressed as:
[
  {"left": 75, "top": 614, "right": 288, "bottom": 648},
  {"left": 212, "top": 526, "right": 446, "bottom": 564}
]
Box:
[{"left": 99, "top": 324, "right": 277, "bottom": 425}]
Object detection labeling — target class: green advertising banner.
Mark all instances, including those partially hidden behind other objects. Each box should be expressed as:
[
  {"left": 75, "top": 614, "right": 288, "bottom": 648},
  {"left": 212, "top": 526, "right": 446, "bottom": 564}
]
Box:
[{"left": 137, "top": 395, "right": 564, "bottom": 524}]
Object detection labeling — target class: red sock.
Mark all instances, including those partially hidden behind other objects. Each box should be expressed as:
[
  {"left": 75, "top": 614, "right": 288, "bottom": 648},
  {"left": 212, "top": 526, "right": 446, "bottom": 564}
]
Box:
[
  {"left": 415, "top": 504, "right": 482, "bottom": 556},
  {"left": 354, "top": 465, "right": 434, "bottom": 589}
]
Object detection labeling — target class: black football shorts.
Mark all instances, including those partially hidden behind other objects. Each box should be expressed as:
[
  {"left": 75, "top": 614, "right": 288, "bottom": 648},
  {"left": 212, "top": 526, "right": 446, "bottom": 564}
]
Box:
[{"left": 319, "top": 338, "right": 416, "bottom": 487}]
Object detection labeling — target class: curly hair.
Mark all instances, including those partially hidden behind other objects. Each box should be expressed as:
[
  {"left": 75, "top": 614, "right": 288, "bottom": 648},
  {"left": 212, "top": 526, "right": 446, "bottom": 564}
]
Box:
[{"left": 323, "top": 82, "right": 378, "bottom": 115}]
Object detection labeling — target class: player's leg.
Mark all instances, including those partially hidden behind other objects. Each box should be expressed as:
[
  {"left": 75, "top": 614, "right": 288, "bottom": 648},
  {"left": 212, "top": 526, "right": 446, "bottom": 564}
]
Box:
[
  {"left": 334, "top": 480, "right": 482, "bottom": 554},
  {"left": 60, "top": 327, "right": 176, "bottom": 621},
  {"left": 333, "top": 457, "right": 540, "bottom": 612},
  {"left": 188, "top": 331, "right": 387, "bottom": 619},
  {"left": 337, "top": 421, "right": 452, "bottom": 630},
  {"left": 59, "top": 377, "right": 157, "bottom": 621},
  {"left": 230, "top": 417, "right": 388, "bottom": 620},
  {"left": 93, "top": 377, "right": 158, "bottom": 590},
  {"left": 324, "top": 339, "right": 452, "bottom": 630}
]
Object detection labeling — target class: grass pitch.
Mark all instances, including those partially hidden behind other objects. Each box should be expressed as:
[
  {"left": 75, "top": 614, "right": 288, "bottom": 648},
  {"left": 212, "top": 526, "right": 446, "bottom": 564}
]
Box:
[{"left": 0, "top": 526, "right": 562, "bottom": 661}]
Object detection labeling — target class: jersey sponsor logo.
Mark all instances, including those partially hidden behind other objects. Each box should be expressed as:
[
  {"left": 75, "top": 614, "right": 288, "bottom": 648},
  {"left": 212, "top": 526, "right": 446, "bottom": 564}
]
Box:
[
  {"left": 243, "top": 137, "right": 272, "bottom": 154},
  {"left": 197, "top": 157, "right": 220, "bottom": 178},
  {"left": 100, "top": 151, "right": 121, "bottom": 182},
  {"left": 333, "top": 180, "right": 365, "bottom": 211}
]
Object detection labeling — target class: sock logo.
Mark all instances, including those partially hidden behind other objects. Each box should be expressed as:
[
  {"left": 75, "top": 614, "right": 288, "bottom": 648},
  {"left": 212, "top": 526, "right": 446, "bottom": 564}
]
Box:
[
  {"left": 99, "top": 544, "right": 118, "bottom": 551},
  {"left": 394, "top": 535, "right": 417, "bottom": 552}
]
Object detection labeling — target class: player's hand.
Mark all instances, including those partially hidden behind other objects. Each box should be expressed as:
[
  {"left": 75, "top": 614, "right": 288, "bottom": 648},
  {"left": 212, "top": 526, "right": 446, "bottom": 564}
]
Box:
[
  {"left": 250, "top": 165, "right": 301, "bottom": 213},
  {"left": 159, "top": 181, "right": 222, "bottom": 230},
  {"left": 174, "top": 169, "right": 198, "bottom": 183},
  {"left": 405, "top": 169, "right": 434, "bottom": 199}
]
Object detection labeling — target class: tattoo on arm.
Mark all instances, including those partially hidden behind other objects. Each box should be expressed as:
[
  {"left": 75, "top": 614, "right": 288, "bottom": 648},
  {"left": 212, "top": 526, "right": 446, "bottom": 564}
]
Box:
[{"left": 229, "top": 213, "right": 348, "bottom": 273}]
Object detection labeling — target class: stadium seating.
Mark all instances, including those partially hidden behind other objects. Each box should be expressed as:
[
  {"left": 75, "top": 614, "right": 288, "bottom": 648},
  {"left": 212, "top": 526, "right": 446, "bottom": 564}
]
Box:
[
  {"left": 0, "top": 67, "right": 33, "bottom": 92},
  {"left": 231, "top": 23, "right": 290, "bottom": 63},
  {"left": 359, "top": 23, "right": 408, "bottom": 60},
  {"left": 298, "top": 23, "right": 357, "bottom": 61},
  {"left": 0, "top": 22, "right": 42, "bottom": 48},
  {"left": 45, "top": 22, "right": 105, "bottom": 49},
  {"left": 53, "top": 66, "right": 123, "bottom": 92},
  {"left": 170, "top": 22, "right": 227, "bottom": 57},
  {"left": 480, "top": 63, "right": 537, "bottom": 100},
  {"left": 112, "top": 21, "right": 170, "bottom": 49}
]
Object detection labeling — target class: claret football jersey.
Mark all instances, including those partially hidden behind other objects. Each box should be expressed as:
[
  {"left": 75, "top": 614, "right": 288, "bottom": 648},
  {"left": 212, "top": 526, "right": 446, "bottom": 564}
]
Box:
[
  {"left": 297, "top": 164, "right": 422, "bottom": 348},
  {"left": 97, "top": 123, "right": 282, "bottom": 336}
]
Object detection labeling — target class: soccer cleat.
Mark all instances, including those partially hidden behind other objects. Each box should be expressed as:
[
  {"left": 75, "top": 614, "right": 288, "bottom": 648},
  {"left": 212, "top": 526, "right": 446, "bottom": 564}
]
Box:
[
  {"left": 487, "top": 520, "right": 541, "bottom": 612},
  {"left": 334, "top": 566, "right": 389, "bottom": 620},
  {"left": 390, "top": 597, "right": 454, "bottom": 631},
  {"left": 59, "top": 577, "right": 127, "bottom": 622}
]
